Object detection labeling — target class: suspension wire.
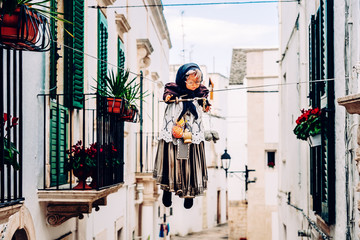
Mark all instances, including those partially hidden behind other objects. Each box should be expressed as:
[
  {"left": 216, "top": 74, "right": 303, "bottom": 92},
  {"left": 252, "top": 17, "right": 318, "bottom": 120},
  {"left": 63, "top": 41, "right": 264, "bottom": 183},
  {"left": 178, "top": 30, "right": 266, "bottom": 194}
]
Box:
[
  {"left": 88, "top": 0, "right": 298, "bottom": 9},
  {"left": 54, "top": 39, "right": 349, "bottom": 93},
  {"left": 212, "top": 77, "right": 348, "bottom": 92},
  {"left": 49, "top": 40, "right": 349, "bottom": 121},
  {"left": 52, "top": 40, "right": 350, "bottom": 93},
  {"left": 52, "top": 40, "right": 156, "bottom": 84}
]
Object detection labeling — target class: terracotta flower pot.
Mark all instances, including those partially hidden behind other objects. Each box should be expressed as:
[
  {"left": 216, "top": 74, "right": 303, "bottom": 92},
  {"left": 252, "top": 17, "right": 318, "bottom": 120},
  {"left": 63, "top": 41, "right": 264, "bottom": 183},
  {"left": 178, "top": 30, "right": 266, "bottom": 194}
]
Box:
[
  {"left": 120, "top": 106, "right": 138, "bottom": 123},
  {"left": 72, "top": 168, "right": 92, "bottom": 190},
  {"left": 107, "top": 97, "right": 125, "bottom": 114}
]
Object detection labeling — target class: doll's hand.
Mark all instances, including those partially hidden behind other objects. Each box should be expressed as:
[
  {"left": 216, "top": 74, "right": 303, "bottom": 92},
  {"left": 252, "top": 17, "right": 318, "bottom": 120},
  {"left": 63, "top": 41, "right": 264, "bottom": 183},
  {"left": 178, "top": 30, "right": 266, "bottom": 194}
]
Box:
[
  {"left": 204, "top": 105, "right": 211, "bottom": 112},
  {"left": 165, "top": 94, "right": 173, "bottom": 102}
]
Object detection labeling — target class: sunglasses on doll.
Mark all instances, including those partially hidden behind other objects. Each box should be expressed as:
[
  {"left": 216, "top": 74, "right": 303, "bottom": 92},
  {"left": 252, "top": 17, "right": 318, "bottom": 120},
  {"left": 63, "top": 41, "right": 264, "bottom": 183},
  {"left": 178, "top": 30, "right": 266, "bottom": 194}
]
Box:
[{"left": 185, "top": 74, "right": 202, "bottom": 86}]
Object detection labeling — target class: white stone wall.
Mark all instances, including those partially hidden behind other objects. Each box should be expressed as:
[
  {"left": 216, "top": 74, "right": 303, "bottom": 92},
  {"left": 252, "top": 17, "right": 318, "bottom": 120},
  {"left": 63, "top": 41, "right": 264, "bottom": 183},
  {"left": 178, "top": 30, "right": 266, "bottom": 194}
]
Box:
[
  {"left": 278, "top": 0, "right": 360, "bottom": 239},
  {"left": 227, "top": 83, "right": 248, "bottom": 201}
]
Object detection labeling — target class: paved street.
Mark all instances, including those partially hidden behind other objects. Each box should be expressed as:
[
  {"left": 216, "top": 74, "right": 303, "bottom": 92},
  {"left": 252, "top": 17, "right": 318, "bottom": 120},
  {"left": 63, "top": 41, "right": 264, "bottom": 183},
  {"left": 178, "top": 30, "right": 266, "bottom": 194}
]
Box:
[{"left": 171, "top": 223, "right": 228, "bottom": 239}]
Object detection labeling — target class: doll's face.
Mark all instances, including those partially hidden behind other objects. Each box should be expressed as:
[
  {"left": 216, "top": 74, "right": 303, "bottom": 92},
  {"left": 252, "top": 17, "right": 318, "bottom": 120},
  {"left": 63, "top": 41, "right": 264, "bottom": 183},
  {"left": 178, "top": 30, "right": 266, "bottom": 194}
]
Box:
[{"left": 185, "top": 74, "right": 202, "bottom": 91}]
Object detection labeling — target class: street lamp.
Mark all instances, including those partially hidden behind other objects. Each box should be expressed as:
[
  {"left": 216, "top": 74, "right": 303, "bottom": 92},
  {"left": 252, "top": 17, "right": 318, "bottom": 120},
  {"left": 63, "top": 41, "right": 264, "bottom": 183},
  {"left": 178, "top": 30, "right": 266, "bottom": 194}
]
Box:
[
  {"left": 220, "top": 149, "right": 256, "bottom": 191},
  {"left": 221, "top": 149, "right": 231, "bottom": 177}
]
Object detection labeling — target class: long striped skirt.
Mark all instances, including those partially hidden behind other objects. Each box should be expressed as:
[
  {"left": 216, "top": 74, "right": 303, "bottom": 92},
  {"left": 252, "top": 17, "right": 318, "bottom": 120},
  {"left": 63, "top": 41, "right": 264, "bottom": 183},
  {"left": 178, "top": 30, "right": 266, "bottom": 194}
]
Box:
[{"left": 153, "top": 139, "right": 208, "bottom": 198}]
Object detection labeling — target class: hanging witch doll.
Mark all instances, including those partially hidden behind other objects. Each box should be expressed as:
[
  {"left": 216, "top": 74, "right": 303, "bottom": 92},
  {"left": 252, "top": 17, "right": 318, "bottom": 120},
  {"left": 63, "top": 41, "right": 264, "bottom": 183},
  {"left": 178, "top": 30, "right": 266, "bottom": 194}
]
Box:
[{"left": 153, "top": 63, "right": 211, "bottom": 209}]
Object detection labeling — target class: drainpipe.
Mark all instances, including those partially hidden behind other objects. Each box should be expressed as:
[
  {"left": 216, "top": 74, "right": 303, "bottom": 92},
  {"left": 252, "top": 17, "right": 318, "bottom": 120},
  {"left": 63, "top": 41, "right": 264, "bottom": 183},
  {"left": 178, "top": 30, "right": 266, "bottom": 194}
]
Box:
[{"left": 140, "top": 71, "right": 143, "bottom": 172}]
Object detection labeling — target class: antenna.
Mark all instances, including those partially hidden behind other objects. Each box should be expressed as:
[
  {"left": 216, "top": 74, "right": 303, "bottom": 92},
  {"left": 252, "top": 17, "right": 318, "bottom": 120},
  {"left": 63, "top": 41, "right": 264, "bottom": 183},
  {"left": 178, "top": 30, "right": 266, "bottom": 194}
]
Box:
[{"left": 181, "top": 10, "right": 185, "bottom": 63}]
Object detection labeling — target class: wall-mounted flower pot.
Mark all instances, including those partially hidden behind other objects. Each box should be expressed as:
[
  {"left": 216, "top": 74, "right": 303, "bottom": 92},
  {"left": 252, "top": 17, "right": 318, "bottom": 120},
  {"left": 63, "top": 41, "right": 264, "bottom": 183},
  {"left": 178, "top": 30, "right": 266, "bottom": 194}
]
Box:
[
  {"left": 0, "top": 5, "right": 51, "bottom": 51},
  {"left": 119, "top": 106, "right": 138, "bottom": 123},
  {"left": 72, "top": 168, "right": 92, "bottom": 190},
  {"left": 107, "top": 97, "right": 125, "bottom": 114},
  {"left": 308, "top": 134, "right": 321, "bottom": 147}
]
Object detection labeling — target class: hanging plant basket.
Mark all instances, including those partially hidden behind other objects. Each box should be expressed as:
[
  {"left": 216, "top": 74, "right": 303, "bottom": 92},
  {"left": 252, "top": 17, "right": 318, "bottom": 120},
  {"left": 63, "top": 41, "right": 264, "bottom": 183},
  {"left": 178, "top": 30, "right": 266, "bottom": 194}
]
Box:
[
  {"left": 0, "top": 5, "right": 52, "bottom": 51},
  {"left": 307, "top": 134, "right": 321, "bottom": 147},
  {"left": 107, "top": 97, "right": 126, "bottom": 114},
  {"left": 118, "top": 105, "right": 138, "bottom": 123}
]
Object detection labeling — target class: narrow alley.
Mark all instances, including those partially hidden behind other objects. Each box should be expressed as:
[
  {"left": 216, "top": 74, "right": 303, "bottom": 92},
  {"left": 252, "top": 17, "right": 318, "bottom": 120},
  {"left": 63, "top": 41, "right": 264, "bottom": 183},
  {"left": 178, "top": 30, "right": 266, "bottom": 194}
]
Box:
[{"left": 171, "top": 224, "right": 228, "bottom": 240}]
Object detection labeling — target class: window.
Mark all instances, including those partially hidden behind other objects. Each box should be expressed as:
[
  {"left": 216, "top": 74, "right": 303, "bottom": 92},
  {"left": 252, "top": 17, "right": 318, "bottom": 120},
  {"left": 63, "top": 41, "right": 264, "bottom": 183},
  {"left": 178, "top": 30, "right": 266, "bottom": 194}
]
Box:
[
  {"left": 117, "top": 228, "right": 123, "bottom": 240},
  {"left": 118, "top": 38, "right": 125, "bottom": 76},
  {"left": 48, "top": 0, "right": 85, "bottom": 187},
  {"left": 267, "top": 151, "right": 275, "bottom": 168},
  {"left": 98, "top": 10, "right": 108, "bottom": 92},
  {"left": 308, "top": 0, "right": 335, "bottom": 224}
]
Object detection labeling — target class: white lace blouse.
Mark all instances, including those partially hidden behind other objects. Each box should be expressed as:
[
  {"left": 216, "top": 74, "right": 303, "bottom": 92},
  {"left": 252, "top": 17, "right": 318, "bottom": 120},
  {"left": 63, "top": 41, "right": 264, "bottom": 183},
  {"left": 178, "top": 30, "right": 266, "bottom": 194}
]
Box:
[{"left": 159, "top": 101, "right": 205, "bottom": 144}]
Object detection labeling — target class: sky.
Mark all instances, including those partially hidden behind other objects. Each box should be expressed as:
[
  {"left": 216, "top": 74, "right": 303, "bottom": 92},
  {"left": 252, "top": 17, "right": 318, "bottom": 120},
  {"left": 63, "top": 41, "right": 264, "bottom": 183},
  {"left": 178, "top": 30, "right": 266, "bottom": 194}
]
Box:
[{"left": 162, "top": 0, "right": 280, "bottom": 77}]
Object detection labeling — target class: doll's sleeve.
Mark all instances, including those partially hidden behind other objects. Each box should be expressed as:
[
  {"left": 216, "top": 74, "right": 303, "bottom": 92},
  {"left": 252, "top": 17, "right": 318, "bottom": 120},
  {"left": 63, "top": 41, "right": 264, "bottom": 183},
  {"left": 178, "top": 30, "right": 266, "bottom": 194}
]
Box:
[
  {"left": 163, "top": 83, "right": 178, "bottom": 103},
  {"left": 197, "top": 85, "right": 211, "bottom": 108}
]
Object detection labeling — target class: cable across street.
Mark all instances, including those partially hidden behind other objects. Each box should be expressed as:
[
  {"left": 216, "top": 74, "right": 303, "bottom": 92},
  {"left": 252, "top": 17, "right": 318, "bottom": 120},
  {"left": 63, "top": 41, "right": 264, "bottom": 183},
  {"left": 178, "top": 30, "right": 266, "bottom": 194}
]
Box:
[{"left": 88, "top": 1, "right": 298, "bottom": 9}]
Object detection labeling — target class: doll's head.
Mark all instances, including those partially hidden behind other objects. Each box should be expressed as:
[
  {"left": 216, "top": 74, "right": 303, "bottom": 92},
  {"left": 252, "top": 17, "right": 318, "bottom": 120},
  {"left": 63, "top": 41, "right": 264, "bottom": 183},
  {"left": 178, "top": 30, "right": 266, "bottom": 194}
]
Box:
[
  {"left": 185, "top": 69, "right": 202, "bottom": 91},
  {"left": 175, "top": 63, "right": 203, "bottom": 91}
]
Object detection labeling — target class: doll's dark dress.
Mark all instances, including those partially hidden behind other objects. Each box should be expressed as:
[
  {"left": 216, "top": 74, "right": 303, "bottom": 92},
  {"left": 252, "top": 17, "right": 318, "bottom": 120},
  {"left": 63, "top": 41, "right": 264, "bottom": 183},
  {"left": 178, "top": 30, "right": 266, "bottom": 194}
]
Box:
[{"left": 153, "top": 63, "right": 209, "bottom": 199}]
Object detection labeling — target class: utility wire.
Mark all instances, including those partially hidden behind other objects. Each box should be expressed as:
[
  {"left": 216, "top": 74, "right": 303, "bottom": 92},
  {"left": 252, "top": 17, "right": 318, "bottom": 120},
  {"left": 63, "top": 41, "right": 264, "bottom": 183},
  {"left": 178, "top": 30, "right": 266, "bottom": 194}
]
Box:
[
  {"left": 52, "top": 41, "right": 347, "bottom": 93},
  {"left": 88, "top": 1, "right": 298, "bottom": 9},
  {"left": 52, "top": 40, "right": 156, "bottom": 84},
  {"left": 212, "top": 77, "right": 347, "bottom": 92}
]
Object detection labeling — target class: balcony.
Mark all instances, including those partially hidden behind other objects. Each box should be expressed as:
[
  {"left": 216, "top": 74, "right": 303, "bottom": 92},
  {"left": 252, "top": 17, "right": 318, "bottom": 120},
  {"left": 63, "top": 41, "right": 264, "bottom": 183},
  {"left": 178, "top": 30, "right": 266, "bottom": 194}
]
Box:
[
  {"left": 135, "top": 132, "right": 160, "bottom": 205},
  {"left": 0, "top": 48, "right": 24, "bottom": 221},
  {"left": 37, "top": 94, "right": 125, "bottom": 225}
]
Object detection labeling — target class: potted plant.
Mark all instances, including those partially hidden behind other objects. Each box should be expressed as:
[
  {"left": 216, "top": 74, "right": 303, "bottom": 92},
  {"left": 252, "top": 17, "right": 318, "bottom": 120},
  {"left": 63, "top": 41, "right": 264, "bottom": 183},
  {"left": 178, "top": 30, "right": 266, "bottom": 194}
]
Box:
[
  {"left": 89, "top": 142, "right": 120, "bottom": 188},
  {"left": 0, "top": 0, "right": 69, "bottom": 50},
  {"left": 96, "top": 69, "right": 147, "bottom": 122},
  {"left": 121, "top": 75, "right": 145, "bottom": 122},
  {"left": 2, "top": 113, "right": 20, "bottom": 170},
  {"left": 293, "top": 107, "right": 322, "bottom": 146},
  {"left": 66, "top": 141, "right": 97, "bottom": 189},
  {"left": 103, "top": 143, "right": 121, "bottom": 167},
  {"left": 96, "top": 69, "right": 136, "bottom": 114}
]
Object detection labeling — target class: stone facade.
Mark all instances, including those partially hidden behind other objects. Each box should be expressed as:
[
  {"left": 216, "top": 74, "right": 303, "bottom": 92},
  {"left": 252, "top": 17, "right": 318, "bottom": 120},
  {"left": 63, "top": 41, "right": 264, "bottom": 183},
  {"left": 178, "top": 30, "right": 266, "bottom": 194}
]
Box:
[
  {"left": 229, "top": 49, "right": 246, "bottom": 85},
  {"left": 228, "top": 200, "right": 247, "bottom": 240}
]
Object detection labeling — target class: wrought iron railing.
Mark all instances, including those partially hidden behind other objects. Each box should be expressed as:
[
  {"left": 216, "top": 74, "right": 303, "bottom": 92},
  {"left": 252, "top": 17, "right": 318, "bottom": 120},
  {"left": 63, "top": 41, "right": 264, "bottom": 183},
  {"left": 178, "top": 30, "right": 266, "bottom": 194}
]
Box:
[
  {"left": 135, "top": 132, "right": 159, "bottom": 173},
  {"left": 0, "top": 4, "right": 52, "bottom": 51},
  {"left": 0, "top": 48, "right": 24, "bottom": 207},
  {"left": 38, "top": 94, "right": 124, "bottom": 190}
]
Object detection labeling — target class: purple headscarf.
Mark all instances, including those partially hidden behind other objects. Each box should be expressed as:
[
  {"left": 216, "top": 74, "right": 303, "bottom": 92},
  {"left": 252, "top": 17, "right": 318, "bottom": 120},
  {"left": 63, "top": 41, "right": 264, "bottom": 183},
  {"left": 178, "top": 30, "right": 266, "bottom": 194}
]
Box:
[{"left": 163, "top": 63, "right": 209, "bottom": 120}]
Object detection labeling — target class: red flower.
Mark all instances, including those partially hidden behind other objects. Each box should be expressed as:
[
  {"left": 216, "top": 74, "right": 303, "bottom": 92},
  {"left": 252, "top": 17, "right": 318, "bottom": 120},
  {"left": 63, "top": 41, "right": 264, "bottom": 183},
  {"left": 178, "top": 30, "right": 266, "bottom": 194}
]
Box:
[
  {"left": 295, "top": 108, "right": 321, "bottom": 126},
  {"left": 12, "top": 117, "right": 19, "bottom": 126},
  {"left": 3, "top": 113, "right": 8, "bottom": 122}
]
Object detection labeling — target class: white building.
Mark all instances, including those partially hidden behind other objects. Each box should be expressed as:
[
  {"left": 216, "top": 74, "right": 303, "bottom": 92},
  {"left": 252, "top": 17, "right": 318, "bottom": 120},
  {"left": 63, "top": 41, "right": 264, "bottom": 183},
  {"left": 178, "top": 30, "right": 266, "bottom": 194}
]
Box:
[
  {"left": 227, "top": 48, "right": 279, "bottom": 240},
  {"left": 0, "top": 0, "right": 171, "bottom": 240},
  {"left": 279, "top": 0, "right": 360, "bottom": 239}
]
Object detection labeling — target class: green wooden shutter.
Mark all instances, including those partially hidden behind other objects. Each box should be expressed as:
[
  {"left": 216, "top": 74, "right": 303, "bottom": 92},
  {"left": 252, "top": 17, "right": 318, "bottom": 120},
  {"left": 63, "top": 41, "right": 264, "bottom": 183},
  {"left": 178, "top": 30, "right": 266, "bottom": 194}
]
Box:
[
  {"left": 98, "top": 10, "right": 108, "bottom": 91},
  {"left": 49, "top": 0, "right": 58, "bottom": 99},
  {"left": 118, "top": 38, "right": 125, "bottom": 76},
  {"left": 308, "top": 0, "right": 335, "bottom": 224},
  {"left": 320, "top": 0, "right": 335, "bottom": 224},
  {"left": 308, "top": 15, "right": 315, "bottom": 106},
  {"left": 50, "top": 102, "right": 68, "bottom": 186},
  {"left": 64, "top": 0, "right": 85, "bottom": 109}
]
